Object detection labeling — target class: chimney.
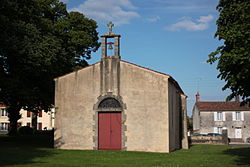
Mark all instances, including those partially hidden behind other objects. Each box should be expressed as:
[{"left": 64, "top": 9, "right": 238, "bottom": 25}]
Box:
[
  {"left": 235, "top": 95, "right": 240, "bottom": 102},
  {"left": 195, "top": 92, "right": 200, "bottom": 102}
]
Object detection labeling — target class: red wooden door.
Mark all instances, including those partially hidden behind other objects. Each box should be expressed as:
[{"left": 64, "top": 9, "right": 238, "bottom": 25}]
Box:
[
  {"left": 98, "top": 112, "right": 121, "bottom": 150},
  {"left": 98, "top": 113, "right": 110, "bottom": 149}
]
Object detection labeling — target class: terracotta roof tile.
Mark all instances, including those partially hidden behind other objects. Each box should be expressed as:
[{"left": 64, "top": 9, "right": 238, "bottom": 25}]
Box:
[
  {"left": 0, "top": 103, "right": 6, "bottom": 107},
  {"left": 196, "top": 101, "right": 250, "bottom": 111}
]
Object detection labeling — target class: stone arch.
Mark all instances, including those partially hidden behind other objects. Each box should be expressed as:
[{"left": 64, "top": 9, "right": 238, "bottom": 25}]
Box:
[
  {"left": 93, "top": 94, "right": 127, "bottom": 150},
  {"left": 93, "top": 94, "right": 126, "bottom": 111},
  {"left": 98, "top": 98, "right": 121, "bottom": 109}
]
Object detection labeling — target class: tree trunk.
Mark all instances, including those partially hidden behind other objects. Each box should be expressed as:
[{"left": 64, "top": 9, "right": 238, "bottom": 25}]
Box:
[
  {"left": 32, "top": 112, "right": 38, "bottom": 130},
  {"left": 7, "top": 105, "right": 21, "bottom": 136}
]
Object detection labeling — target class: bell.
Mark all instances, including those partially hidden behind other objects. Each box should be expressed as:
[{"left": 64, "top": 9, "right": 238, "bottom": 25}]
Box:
[{"left": 108, "top": 43, "right": 113, "bottom": 50}]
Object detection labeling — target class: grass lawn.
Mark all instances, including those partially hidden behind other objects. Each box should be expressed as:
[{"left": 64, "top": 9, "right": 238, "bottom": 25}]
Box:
[{"left": 0, "top": 134, "right": 250, "bottom": 167}]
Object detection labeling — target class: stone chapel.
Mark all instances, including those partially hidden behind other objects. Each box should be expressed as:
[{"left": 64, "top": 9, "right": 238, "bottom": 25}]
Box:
[{"left": 54, "top": 23, "right": 189, "bottom": 153}]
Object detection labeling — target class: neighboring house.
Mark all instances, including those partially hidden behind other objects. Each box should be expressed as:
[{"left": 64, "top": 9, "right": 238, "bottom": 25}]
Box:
[
  {"left": 0, "top": 103, "right": 9, "bottom": 133},
  {"left": 193, "top": 92, "right": 250, "bottom": 142},
  {"left": 0, "top": 103, "right": 55, "bottom": 133},
  {"left": 54, "top": 25, "right": 189, "bottom": 153}
]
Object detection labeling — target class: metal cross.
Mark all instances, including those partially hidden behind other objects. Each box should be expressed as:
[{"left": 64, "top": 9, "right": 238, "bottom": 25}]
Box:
[{"left": 107, "top": 21, "right": 114, "bottom": 33}]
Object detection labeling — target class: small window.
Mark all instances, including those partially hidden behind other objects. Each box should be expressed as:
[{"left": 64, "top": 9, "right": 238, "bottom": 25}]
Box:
[
  {"left": 27, "top": 123, "right": 31, "bottom": 127},
  {"left": 214, "top": 112, "right": 225, "bottom": 121},
  {"left": 27, "top": 111, "right": 31, "bottom": 117},
  {"left": 38, "top": 123, "right": 42, "bottom": 130},
  {"left": 217, "top": 127, "right": 222, "bottom": 134},
  {"left": 214, "top": 127, "right": 222, "bottom": 134},
  {"left": 217, "top": 112, "right": 223, "bottom": 121},
  {"left": 38, "top": 111, "right": 42, "bottom": 117},
  {"left": 236, "top": 112, "right": 241, "bottom": 120},
  {"left": 1, "top": 108, "right": 7, "bottom": 116},
  {"left": 0, "top": 123, "right": 8, "bottom": 131}
]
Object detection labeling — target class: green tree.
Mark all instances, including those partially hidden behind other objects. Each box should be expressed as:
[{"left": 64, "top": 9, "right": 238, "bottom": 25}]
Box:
[
  {"left": 187, "top": 116, "right": 193, "bottom": 132},
  {"left": 0, "top": 0, "right": 100, "bottom": 135},
  {"left": 208, "top": 0, "right": 250, "bottom": 104}
]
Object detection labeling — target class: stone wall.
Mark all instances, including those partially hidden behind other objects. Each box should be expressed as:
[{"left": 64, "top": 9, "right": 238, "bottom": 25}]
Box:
[
  {"left": 120, "top": 61, "right": 170, "bottom": 152},
  {"left": 54, "top": 60, "right": 187, "bottom": 152},
  {"left": 190, "top": 130, "right": 228, "bottom": 145},
  {"left": 54, "top": 63, "right": 100, "bottom": 150},
  {"left": 168, "top": 81, "right": 181, "bottom": 151},
  {"left": 197, "top": 111, "right": 250, "bottom": 142},
  {"left": 242, "top": 112, "right": 250, "bottom": 141},
  {"left": 190, "top": 136, "right": 224, "bottom": 145},
  {"left": 181, "top": 94, "right": 189, "bottom": 149},
  {"left": 192, "top": 105, "right": 200, "bottom": 131}
]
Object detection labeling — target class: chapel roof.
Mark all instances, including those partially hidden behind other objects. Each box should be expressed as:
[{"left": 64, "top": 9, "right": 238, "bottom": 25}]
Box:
[
  {"left": 55, "top": 60, "right": 186, "bottom": 96},
  {"left": 196, "top": 101, "right": 250, "bottom": 111},
  {"left": 121, "top": 60, "right": 185, "bottom": 96}
]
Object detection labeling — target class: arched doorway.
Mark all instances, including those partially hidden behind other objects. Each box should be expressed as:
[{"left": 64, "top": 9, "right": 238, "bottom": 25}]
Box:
[{"left": 98, "top": 98, "right": 122, "bottom": 150}]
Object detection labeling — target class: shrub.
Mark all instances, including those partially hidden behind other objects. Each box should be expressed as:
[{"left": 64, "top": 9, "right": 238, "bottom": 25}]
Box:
[{"left": 17, "top": 126, "right": 34, "bottom": 135}]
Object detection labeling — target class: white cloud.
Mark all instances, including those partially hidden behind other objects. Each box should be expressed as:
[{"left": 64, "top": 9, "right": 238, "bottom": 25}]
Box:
[
  {"left": 198, "top": 15, "right": 213, "bottom": 23},
  {"left": 166, "top": 15, "right": 214, "bottom": 31},
  {"left": 70, "top": 0, "right": 140, "bottom": 25},
  {"left": 146, "top": 16, "right": 160, "bottom": 23}
]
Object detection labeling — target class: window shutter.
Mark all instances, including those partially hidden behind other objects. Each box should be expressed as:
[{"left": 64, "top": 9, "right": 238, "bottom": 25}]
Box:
[
  {"left": 232, "top": 112, "right": 236, "bottom": 121},
  {"left": 222, "top": 112, "right": 226, "bottom": 121},
  {"left": 214, "top": 112, "right": 217, "bottom": 121},
  {"left": 241, "top": 112, "right": 244, "bottom": 121},
  {"left": 214, "top": 127, "right": 218, "bottom": 133}
]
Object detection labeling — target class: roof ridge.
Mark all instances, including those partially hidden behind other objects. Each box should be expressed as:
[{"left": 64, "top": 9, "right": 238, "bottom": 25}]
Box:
[
  {"left": 121, "top": 60, "right": 185, "bottom": 96},
  {"left": 54, "top": 61, "right": 100, "bottom": 80},
  {"left": 54, "top": 59, "right": 186, "bottom": 96},
  {"left": 196, "top": 101, "right": 250, "bottom": 111},
  {"left": 120, "top": 60, "right": 171, "bottom": 77}
]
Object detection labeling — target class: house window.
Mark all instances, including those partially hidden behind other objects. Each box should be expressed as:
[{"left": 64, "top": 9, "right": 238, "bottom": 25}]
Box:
[
  {"left": 214, "top": 127, "right": 222, "bottom": 134},
  {"left": 27, "top": 123, "right": 31, "bottom": 127},
  {"left": 214, "top": 112, "right": 225, "bottom": 121},
  {"left": 217, "top": 112, "right": 223, "bottom": 121},
  {"left": 38, "top": 123, "right": 42, "bottom": 130},
  {"left": 27, "top": 111, "right": 31, "bottom": 117},
  {"left": 217, "top": 127, "right": 222, "bottom": 134},
  {"left": 38, "top": 111, "right": 42, "bottom": 117},
  {"left": 1, "top": 108, "right": 7, "bottom": 116},
  {"left": 232, "top": 112, "right": 244, "bottom": 121},
  {"left": 0, "top": 123, "right": 8, "bottom": 131},
  {"left": 236, "top": 112, "right": 241, "bottom": 120}
]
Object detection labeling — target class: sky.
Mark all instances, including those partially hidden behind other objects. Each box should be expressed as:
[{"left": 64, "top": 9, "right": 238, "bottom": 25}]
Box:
[{"left": 62, "top": 0, "right": 232, "bottom": 116}]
